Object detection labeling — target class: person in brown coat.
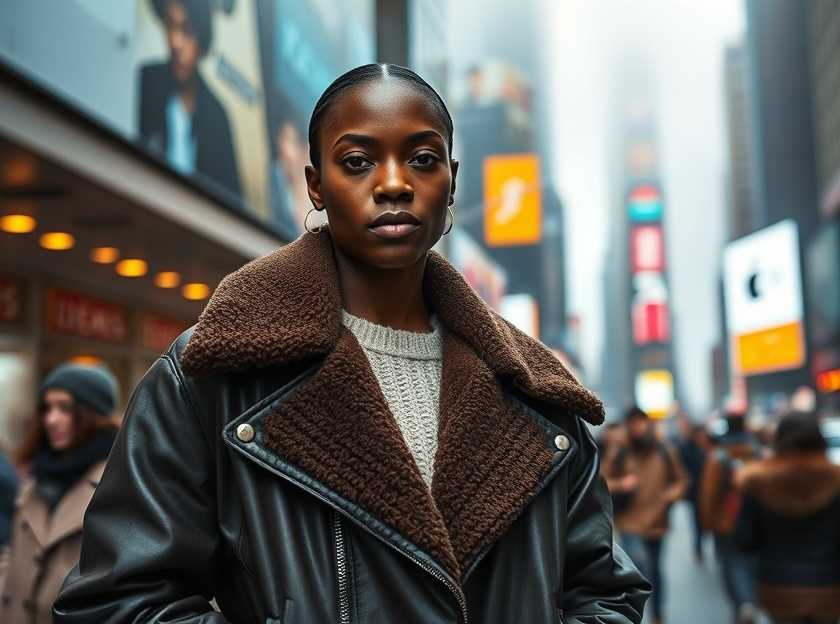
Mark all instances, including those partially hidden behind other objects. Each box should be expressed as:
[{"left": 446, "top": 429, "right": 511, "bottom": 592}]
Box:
[
  {"left": 699, "top": 411, "right": 762, "bottom": 624},
  {"left": 736, "top": 411, "right": 840, "bottom": 624},
  {"left": 0, "top": 362, "right": 118, "bottom": 624},
  {"left": 603, "top": 406, "right": 688, "bottom": 624}
]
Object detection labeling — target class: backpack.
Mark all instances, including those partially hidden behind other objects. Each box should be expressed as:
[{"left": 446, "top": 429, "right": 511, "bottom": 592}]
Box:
[{"left": 610, "top": 443, "right": 676, "bottom": 515}]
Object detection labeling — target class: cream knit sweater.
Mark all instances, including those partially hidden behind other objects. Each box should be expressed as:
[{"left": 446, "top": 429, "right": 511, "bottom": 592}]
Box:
[{"left": 341, "top": 310, "right": 442, "bottom": 488}]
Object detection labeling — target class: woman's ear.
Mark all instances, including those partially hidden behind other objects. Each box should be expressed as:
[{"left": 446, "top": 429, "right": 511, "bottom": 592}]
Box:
[
  {"left": 449, "top": 159, "right": 459, "bottom": 203},
  {"left": 305, "top": 164, "right": 325, "bottom": 210}
]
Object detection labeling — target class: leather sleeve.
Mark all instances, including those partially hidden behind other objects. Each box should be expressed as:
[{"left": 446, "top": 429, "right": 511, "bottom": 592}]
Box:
[
  {"left": 53, "top": 354, "right": 229, "bottom": 623},
  {"left": 560, "top": 420, "right": 651, "bottom": 623}
]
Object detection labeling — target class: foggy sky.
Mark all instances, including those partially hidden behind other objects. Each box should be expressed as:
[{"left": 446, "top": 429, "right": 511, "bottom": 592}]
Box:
[{"left": 549, "top": 0, "right": 744, "bottom": 416}]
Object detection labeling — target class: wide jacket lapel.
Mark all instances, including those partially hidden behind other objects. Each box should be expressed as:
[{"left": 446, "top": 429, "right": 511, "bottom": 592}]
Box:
[
  {"left": 250, "top": 327, "right": 460, "bottom": 578},
  {"left": 433, "top": 331, "right": 576, "bottom": 580}
]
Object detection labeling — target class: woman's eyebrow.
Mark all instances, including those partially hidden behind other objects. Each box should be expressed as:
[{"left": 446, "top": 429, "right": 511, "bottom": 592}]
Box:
[
  {"left": 406, "top": 129, "right": 445, "bottom": 144},
  {"left": 333, "top": 133, "right": 378, "bottom": 149}
]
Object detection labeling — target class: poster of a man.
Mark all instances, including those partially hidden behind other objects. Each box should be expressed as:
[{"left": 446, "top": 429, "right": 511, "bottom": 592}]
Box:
[{"left": 137, "top": 0, "right": 242, "bottom": 199}]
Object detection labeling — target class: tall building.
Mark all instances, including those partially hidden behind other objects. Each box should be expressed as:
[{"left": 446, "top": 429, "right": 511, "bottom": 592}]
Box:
[
  {"left": 805, "top": 0, "right": 840, "bottom": 407},
  {"left": 745, "top": 0, "right": 820, "bottom": 241},
  {"left": 599, "top": 52, "right": 677, "bottom": 419},
  {"left": 722, "top": 44, "right": 759, "bottom": 242},
  {"left": 727, "top": 0, "right": 840, "bottom": 399},
  {"left": 439, "top": 0, "right": 571, "bottom": 354}
]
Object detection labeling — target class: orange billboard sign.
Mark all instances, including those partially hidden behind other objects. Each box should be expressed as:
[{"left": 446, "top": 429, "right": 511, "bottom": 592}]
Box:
[
  {"left": 734, "top": 321, "right": 806, "bottom": 376},
  {"left": 483, "top": 153, "right": 542, "bottom": 246}
]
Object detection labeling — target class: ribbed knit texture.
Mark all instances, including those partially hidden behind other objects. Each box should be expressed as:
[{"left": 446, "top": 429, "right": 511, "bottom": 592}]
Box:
[{"left": 342, "top": 310, "right": 442, "bottom": 487}]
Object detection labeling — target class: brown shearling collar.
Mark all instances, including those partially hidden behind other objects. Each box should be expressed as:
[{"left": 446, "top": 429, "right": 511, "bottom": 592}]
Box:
[
  {"left": 181, "top": 232, "right": 603, "bottom": 424},
  {"left": 181, "top": 232, "right": 603, "bottom": 580},
  {"left": 739, "top": 453, "right": 840, "bottom": 518}
]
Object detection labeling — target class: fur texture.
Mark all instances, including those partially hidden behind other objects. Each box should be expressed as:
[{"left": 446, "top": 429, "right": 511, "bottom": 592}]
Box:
[
  {"left": 181, "top": 232, "right": 603, "bottom": 579},
  {"left": 739, "top": 453, "right": 840, "bottom": 518}
]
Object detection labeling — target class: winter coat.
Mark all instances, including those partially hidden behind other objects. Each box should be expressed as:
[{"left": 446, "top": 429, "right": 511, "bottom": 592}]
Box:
[
  {"left": 603, "top": 443, "right": 688, "bottom": 539},
  {"left": 54, "top": 233, "right": 649, "bottom": 624},
  {"left": 735, "top": 452, "right": 840, "bottom": 620},
  {"left": 0, "top": 461, "right": 105, "bottom": 624},
  {"left": 699, "top": 432, "right": 761, "bottom": 535}
]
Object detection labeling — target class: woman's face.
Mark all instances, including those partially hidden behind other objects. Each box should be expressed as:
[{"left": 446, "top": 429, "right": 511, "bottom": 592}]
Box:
[
  {"left": 306, "top": 79, "right": 457, "bottom": 270},
  {"left": 42, "top": 388, "right": 75, "bottom": 452}
]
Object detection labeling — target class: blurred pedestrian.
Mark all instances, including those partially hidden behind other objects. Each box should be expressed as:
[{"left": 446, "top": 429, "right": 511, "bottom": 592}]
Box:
[
  {"left": 54, "top": 64, "right": 650, "bottom": 623},
  {"left": 604, "top": 406, "right": 688, "bottom": 624},
  {"left": 0, "top": 447, "right": 18, "bottom": 546},
  {"left": 736, "top": 411, "right": 840, "bottom": 624},
  {"left": 699, "top": 410, "right": 762, "bottom": 624},
  {"left": 597, "top": 421, "right": 626, "bottom": 464},
  {"left": 674, "top": 413, "right": 708, "bottom": 563},
  {"left": 0, "top": 362, "right": 118, "bottom": 624}
]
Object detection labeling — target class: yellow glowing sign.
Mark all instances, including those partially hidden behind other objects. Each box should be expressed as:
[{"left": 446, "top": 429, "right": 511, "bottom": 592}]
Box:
[
  {"left": 483, "top": 154, "right": 542, "bottom": 246},
  {"left": 735, "top": 321, "right": 806, "bottom": 376}
]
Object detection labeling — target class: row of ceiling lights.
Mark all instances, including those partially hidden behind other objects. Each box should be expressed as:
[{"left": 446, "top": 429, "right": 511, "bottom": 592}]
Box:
[{"left": 1, "top": 214, "right": 210, "bottom": 301}]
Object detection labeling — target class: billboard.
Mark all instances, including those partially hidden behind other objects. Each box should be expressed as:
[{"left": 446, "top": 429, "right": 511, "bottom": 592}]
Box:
[
  {"left": 627, "top": 184, "right": 663, "bottom": 222},
  {"left": 723, "top": 219, "right": 806, "bottom": 376},
  {"left": 634, "top": 369, "right": 674, "bottom": 419},
  {"left": 448, "top": 228, "right": 507, "bottom": 310},
  {"left": 630, "top": 225, "right": 665, "bottom": 273},
  {"left": 483, "top": 153, "right": 542, "bottom": 247},
  {"left": 0, "top": 0, "right": 375, "bottom": 239}
]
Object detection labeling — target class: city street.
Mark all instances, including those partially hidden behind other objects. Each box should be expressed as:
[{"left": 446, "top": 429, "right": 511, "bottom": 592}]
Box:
[{"left": 658, "top": 502, "right": 731, "bottom": 624}]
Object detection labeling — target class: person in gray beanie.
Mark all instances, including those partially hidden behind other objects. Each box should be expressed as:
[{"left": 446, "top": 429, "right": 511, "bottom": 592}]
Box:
[
  {"left": 38, "top": 363, "right": 119, "bottom": 417},
  {"left": 0, "top": 362, "right": 119, "bottom": 624}
]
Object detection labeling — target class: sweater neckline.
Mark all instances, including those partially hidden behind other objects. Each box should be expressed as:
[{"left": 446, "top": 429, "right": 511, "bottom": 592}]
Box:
[{"left": 341, "top": 310, "right": 442, "bottom": 360}]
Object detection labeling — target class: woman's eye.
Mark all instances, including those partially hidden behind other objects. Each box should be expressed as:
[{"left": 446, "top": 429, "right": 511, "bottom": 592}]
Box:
[
  {"left": 343, "top": 155, "right": 372, "bottom": 171},
  {"left": 410, "top": 152, "right": 439, "bottom": 169}
]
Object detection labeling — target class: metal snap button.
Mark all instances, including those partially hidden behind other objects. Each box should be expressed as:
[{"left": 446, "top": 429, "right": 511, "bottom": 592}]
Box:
[
  {"left": 554, "top": 434, "right": 570, "bottom": 451},
  {"left": 236, "top": 423, "right": 255, "bottom": 443}
]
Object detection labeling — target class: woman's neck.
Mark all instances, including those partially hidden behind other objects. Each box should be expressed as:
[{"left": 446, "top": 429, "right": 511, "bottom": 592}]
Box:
[{"left": 333, "top": 245, "right": 433, "bottom": 332}]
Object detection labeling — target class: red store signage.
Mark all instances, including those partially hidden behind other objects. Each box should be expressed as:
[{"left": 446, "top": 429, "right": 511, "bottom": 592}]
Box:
[
  {"left": 630, "top": 225, "right": 665, "bottom": 273},
  {"left": 140, "top": 313, "right": 188, "bottom": 352},
  {"left": 633, "top": 301, "right": 671, "bottom": 344},
  {"left": 0, "top": 277, "right": 24, "bottom": 323},
  {"left": 46, "top": 289, "right": 128, "bottom": 343}
]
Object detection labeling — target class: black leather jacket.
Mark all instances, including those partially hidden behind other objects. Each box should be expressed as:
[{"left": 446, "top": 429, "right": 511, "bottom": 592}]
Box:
[{"left": 54, "top": 234, "right": 649, "bottom": 624}]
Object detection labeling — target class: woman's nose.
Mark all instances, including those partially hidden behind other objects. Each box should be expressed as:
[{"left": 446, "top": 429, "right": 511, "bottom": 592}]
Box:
[{"left": 373, "top": 160, "right": 414, "bottom": 203}]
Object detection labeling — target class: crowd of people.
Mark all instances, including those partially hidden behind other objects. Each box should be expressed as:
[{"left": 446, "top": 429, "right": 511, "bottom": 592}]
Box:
[{"left": 599, "top": 405, "right": 840, "bottom": 624}]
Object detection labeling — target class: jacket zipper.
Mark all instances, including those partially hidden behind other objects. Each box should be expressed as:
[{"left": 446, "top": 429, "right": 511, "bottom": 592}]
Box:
[
  {"left": 227, "top": 441, "right": 468, "bottom": 623},
  {"left": 333, "top": 512, "right": 351, "bottom": 624}
]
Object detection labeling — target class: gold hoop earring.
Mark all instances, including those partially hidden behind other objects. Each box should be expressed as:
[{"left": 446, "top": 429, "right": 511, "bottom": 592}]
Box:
[
  {"left": 443, "top": 205, "right": 454, "bottom": 235},
  {"left": 304, "top": 208, "right": 325, "bottom": 234}
]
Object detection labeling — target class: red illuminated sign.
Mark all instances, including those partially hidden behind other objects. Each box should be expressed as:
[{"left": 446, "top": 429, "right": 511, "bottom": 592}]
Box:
[
  {"left": 631, "top": 225, "right": 665, "bottom": 273},
  {"left": 46, "top": 289, "right": 128, "bottom": 343},
  {"left": 817, "top": 368, "right": 840, "bottom": 393},
  {"left": 141, "top": 314, "right": 188, "bottom": 352},
  {"left": 633, "top": 301, "right": 670, "bottom": 344},
  {"left": 0, "top": 277, "right": 23, "bottom": 323}
]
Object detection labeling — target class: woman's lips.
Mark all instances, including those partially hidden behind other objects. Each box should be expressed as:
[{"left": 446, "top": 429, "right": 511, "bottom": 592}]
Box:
[{"left": 369, "top": 222, "right": 421, "bottom": 239}]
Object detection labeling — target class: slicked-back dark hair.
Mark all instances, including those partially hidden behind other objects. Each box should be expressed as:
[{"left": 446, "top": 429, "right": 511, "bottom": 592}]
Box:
[
  {"left": 152, "top": 0, "right": 214, "bottom": 55},
  {"left": 308, "top": 63, "right": 454, "bottom": 169}
]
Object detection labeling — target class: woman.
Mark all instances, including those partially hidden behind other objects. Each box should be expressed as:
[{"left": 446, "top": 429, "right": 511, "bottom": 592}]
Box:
[
  {"left": 0, "top": 362, "right": 118, "bottom": 624},
  {"left": 55, "top": 64, "right": 648, "bottom": 623},
  {"left": 736, "top": 411, "right": 840, "bottom": 624}
]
